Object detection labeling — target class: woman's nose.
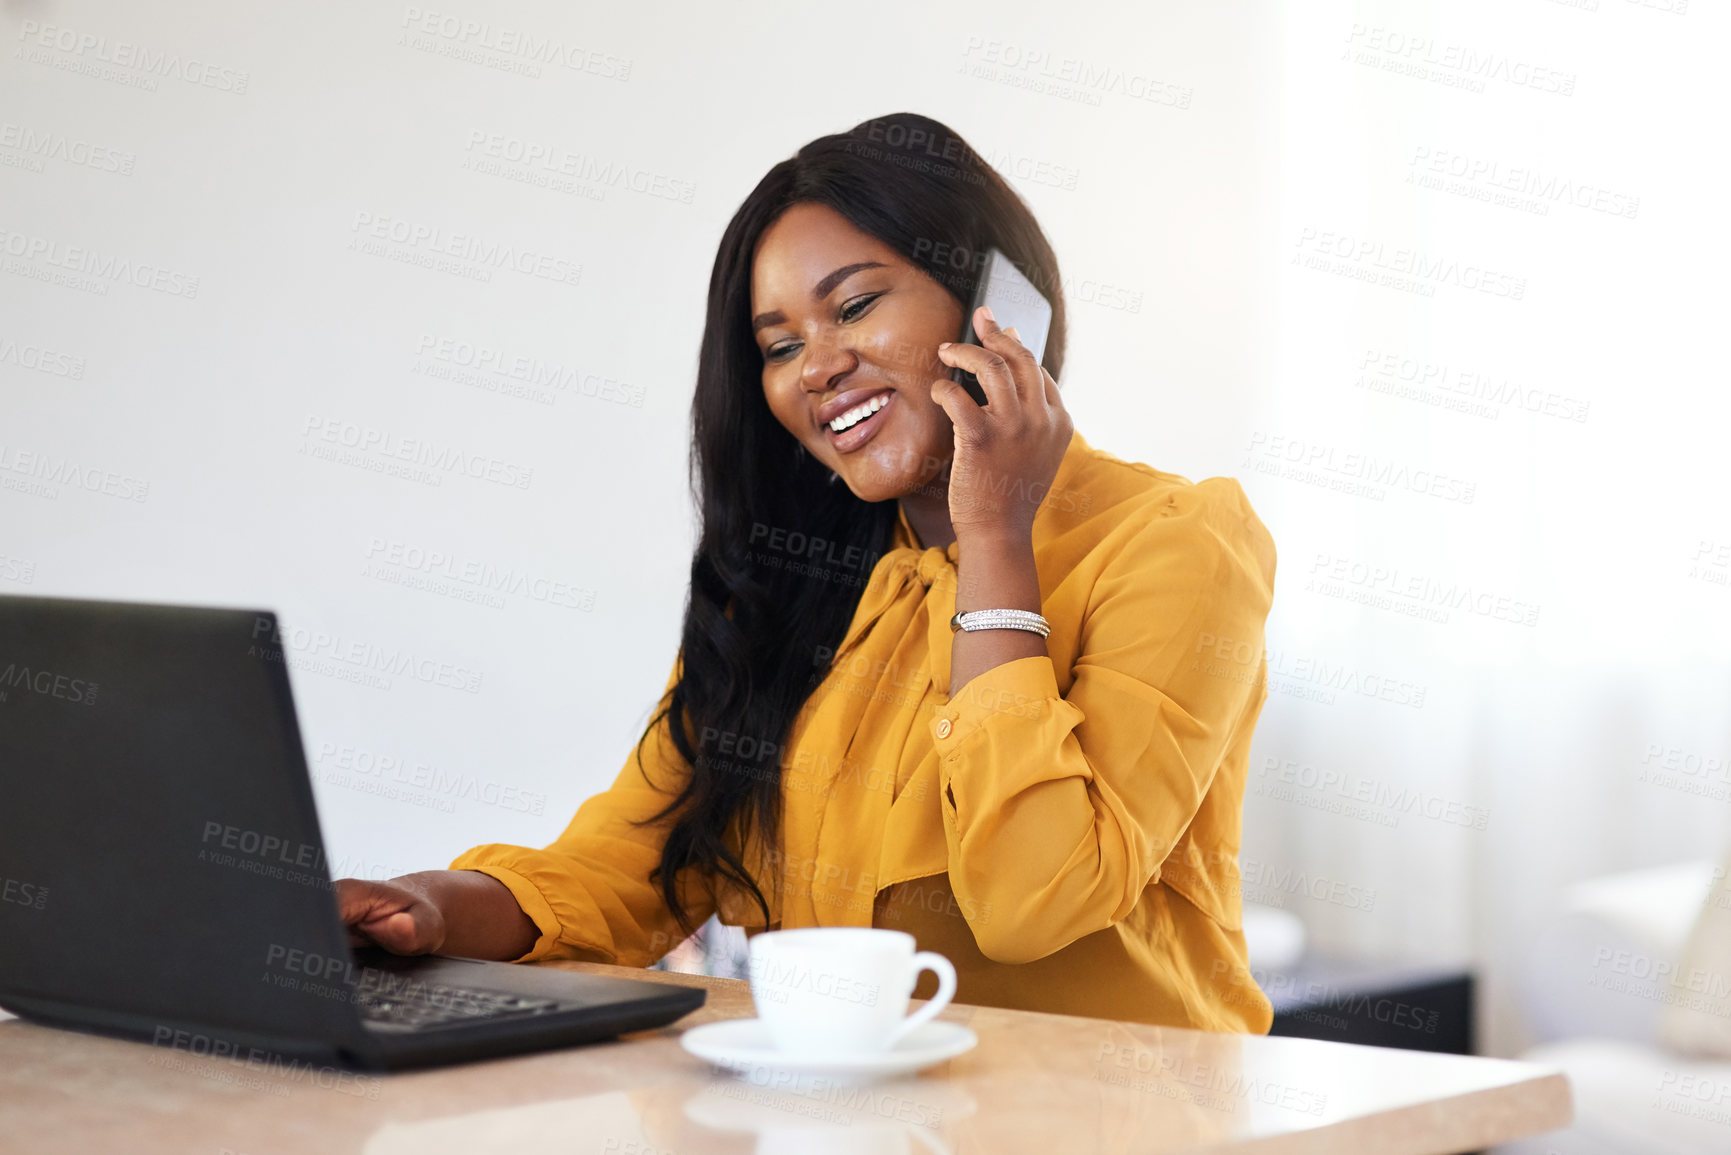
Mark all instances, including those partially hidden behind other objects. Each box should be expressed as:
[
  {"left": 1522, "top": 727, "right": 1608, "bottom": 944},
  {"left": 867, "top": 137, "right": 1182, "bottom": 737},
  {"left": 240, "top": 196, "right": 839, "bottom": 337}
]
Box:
[{"left": 801, "top": 338, "right": 857, "bottom": 390}]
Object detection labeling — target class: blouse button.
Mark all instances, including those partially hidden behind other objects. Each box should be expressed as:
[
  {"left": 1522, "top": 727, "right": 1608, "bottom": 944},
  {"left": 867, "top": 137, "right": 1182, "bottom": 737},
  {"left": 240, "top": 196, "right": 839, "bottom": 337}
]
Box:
[{"left": 934, "top": 717, "right": 953, "bottom": 739}]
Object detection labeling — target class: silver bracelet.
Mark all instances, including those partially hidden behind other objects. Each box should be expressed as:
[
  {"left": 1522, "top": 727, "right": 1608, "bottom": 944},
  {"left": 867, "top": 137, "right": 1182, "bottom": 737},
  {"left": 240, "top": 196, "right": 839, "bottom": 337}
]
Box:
[{"left": 949, "top": 608, "right": 1050, "bottom": 638}]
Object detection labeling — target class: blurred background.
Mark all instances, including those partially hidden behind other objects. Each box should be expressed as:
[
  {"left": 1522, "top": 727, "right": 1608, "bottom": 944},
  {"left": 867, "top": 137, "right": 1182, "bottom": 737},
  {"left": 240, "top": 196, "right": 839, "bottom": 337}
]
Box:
[{"left": 4, "top": 1, "right": 1728, "bottom": 1147}]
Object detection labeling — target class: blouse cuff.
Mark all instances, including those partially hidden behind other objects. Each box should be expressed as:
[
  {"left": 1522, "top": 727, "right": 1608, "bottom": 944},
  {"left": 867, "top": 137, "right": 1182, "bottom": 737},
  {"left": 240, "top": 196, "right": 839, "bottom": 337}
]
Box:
[
  {"left": 449, "top": 845, "right": 568, "bottom": 963},
  {"left": 932, "top": 655, "right": 1086, "bottom": 810}
]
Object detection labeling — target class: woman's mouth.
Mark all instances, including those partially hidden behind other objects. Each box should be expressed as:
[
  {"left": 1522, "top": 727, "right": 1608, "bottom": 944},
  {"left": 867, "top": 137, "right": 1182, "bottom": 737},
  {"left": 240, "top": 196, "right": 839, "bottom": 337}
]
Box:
[{"left": 825, "top": 390, "right": 896, "bottom": 454}]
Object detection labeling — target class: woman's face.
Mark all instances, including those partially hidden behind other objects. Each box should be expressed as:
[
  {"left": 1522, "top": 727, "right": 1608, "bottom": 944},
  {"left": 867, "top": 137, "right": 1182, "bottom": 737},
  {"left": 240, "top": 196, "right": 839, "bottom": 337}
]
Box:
[{"left": 750, "top": 202, "right": 964, "bottom": 504}]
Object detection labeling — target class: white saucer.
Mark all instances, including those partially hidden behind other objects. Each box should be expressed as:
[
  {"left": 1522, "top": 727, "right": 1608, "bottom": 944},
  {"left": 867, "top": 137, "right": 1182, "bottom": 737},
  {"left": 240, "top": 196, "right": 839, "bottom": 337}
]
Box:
[{"left": 680, "top": 1018, "right": 978, "bottom": 1084}]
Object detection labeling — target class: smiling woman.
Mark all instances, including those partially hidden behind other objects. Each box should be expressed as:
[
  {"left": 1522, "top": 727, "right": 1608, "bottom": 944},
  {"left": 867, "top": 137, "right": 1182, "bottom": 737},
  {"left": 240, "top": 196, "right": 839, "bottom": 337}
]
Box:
[
  {"left": 750, "top": 209, "right": 970, "bottom": 505},
  {"left": 334, "top": 112, "right": 1280, "bottom": 1033}
]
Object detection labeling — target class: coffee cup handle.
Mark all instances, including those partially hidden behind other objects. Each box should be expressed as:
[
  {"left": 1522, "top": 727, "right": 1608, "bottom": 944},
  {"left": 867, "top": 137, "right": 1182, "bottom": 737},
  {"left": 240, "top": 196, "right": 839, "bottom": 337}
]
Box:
[{"left": 889, "top": 951, "right": 957, "bottom": 1045}]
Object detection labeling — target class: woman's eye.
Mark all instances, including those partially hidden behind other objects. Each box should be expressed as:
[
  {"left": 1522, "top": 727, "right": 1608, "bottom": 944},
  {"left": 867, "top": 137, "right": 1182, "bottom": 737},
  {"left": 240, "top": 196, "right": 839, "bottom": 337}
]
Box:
[
  {"left": 840, "top": 293, "right": 882, "bottom": 323},
  {"left": 762, "top": 294, "right": 881, "bottom": 361}
]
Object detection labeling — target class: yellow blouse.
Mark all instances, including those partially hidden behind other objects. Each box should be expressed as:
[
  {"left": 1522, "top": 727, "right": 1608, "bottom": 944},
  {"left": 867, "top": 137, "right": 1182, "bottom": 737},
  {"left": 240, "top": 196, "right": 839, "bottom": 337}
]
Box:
[{"left": 451, "top": 428, "right": 1278, "bottom": 1032}]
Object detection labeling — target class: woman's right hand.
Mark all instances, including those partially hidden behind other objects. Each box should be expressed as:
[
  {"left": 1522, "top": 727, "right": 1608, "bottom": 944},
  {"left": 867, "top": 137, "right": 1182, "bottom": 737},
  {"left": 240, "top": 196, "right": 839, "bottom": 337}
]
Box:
[
  {"left": 336, "top": 875, "right": 449, "bottom": 955},
  {"left": 334, "top": 869, "right": 540, "bottom": 960}
]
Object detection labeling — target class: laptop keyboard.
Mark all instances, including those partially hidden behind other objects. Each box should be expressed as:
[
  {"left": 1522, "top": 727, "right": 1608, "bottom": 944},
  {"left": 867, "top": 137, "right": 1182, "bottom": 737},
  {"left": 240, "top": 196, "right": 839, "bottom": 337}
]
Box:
[{"left": 351, "top": 969, "right": 566, "bottom": 1033}]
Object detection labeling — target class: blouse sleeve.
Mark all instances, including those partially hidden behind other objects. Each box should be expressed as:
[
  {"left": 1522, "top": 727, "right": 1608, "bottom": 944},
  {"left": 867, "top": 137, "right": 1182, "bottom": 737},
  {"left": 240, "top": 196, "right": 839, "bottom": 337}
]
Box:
[
  {"left": 448, "top": 656, "right": 717, "bottom": 965},
  {"left": 931, "top": 477, "right": 1276, "bottom": 964}
]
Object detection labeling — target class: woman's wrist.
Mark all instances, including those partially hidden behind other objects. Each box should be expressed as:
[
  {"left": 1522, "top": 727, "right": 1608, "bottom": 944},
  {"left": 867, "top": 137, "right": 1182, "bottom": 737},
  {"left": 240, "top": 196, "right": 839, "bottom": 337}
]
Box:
[
  {"left": 952, "top": 520, "right": 1034, "bottom": 552},
  {"left": 952, "top": 529, "right": 1040, "bottom": 613},
  {"left": 392, "top": 868, "right": 539, "bottom": 961},
  {"left": 948, "top": 529, "right": 1046, "bottom": 694}
]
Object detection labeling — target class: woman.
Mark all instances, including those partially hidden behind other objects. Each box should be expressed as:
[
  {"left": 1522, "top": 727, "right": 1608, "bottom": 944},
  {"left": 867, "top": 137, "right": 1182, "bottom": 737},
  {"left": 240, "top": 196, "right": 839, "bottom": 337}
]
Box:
[{"left": 337, "top": 112, "right": 1278, "bottom": 1032}]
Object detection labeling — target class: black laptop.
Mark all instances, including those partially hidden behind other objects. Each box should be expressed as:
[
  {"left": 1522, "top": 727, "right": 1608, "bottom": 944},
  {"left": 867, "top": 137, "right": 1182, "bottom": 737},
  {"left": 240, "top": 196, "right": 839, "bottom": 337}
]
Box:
[{"left": 0, "top": 594, "right": 704, "bottom": 1071}]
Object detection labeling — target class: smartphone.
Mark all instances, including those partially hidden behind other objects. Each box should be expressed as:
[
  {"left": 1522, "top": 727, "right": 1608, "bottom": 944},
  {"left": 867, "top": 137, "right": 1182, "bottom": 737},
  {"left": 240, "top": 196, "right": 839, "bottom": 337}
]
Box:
[{"left": 952, "top": 247, "right": 1054, "bottom": 405}]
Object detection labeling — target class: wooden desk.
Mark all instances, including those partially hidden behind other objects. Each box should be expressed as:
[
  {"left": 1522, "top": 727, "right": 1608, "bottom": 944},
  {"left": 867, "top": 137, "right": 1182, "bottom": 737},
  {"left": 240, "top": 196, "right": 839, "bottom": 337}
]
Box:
[{"left": 0, "top": 961, "right": 1569, "bottom": 1154}]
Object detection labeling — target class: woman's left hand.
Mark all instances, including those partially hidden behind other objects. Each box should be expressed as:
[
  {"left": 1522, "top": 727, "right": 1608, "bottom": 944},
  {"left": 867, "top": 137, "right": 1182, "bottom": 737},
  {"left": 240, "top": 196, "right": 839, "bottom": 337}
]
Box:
[{"left": 931, "top": 304, "right": 1074, "bottom": 543}]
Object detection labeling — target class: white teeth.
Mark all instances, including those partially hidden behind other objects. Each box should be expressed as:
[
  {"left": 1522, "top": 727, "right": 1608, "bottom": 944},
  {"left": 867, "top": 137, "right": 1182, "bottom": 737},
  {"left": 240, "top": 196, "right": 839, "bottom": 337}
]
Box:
[{"left": 829, "top": 393, "right": 887, "bottom": 433}]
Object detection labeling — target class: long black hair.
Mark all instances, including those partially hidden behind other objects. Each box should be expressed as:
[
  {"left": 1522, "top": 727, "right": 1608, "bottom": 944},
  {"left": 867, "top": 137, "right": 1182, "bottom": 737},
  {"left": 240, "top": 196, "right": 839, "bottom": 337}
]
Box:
[{"left": 634, "top": 112, "right": 1068, "bottom": 935}]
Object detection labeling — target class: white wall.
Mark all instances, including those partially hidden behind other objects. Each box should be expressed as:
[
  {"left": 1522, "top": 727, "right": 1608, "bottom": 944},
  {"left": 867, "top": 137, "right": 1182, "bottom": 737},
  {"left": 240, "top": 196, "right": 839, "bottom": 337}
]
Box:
[{"left": 5, "top": 0, "right": 1726, "bottom": 1059}]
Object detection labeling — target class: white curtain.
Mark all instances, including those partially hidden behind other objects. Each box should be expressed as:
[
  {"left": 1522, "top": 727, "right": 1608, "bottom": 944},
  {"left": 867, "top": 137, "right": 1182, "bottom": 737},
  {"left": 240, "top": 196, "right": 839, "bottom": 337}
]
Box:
[{"left": 1251, "top": 0, "right": 1731, "bottom": 1057}]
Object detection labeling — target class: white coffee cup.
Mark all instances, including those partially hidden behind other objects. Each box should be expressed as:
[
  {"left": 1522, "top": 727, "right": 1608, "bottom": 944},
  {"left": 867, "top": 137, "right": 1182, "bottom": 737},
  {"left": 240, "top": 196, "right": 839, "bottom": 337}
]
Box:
[{"left": 747, "top": 928, "right": 957, "bottom": 1056}]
